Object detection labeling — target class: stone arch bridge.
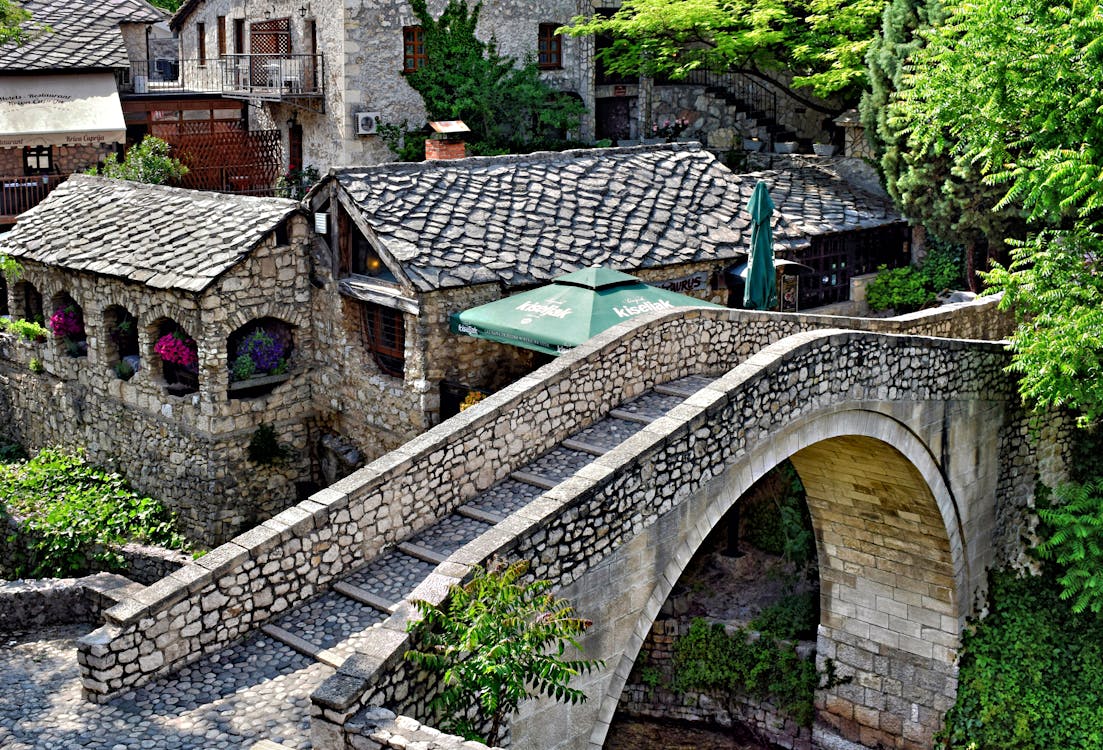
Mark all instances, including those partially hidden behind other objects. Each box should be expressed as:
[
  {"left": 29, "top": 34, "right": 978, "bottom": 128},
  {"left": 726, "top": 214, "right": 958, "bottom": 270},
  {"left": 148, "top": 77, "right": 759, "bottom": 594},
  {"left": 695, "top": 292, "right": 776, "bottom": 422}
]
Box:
[{"left": 78, "top": 299, "right": 1058, "bottom": 750}]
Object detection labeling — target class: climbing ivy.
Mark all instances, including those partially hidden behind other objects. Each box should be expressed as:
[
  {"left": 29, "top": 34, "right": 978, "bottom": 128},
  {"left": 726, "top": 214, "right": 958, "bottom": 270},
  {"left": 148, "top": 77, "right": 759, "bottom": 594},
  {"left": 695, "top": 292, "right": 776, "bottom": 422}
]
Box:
[{"left": 938, "top": 567, "right": 1103, "bottom": 749}]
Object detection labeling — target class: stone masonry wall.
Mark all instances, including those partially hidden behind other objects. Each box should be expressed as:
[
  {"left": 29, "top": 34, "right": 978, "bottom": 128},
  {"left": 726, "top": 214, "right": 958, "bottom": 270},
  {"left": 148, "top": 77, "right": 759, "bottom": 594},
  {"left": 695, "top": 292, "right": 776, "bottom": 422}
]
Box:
[
  {"left": 0, "top": 215, "right": 319, "bottom": 543},
  {"left": 73, "top": 299, "right": 1024, "bottom": 711}
]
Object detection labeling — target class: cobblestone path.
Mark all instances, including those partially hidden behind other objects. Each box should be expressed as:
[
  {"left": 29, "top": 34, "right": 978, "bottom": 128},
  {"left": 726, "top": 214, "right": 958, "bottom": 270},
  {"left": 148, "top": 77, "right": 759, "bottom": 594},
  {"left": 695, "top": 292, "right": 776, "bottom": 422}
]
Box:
[{"left": 2, "top": 376, "right": 714, "bottom": 749}]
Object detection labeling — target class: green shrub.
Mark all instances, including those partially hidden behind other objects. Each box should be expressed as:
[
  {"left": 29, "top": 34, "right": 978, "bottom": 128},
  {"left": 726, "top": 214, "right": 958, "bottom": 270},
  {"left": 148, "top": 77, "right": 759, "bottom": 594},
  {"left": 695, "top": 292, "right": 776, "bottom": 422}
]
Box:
[
  {"left": 247, "top": 423, "right": 288, "bottom": 465},
  {"left": 0, "top": 447, "right": 187, "bottom": 578},
  {"left": 938, "top": 567, "right": 1103, "bottom": 749},
  {"left": 0, "top": 316, "right": 49, "bottom": 341},
  {"left": 672, "top": 617, "right": 828, "bottom": 727},
  {"left": 741, "top": 461, "right": 816, "bottom": 570},
  {"left": 867, "top": 239, "right": 966, "bottom": 312}
]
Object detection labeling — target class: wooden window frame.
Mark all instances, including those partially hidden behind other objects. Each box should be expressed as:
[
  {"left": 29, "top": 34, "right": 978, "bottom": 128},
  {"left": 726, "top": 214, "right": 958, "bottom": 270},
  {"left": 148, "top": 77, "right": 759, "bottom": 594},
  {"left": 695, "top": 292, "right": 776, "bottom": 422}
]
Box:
[
  {"left": 402, "top": 26, "right": 426, "bottom": 73},
  {"left": 22, "top": 145, "right": 51, "bottom": 175},
  {"left": 233, "top": 18, "right": 246, "bottom": 54},
  {"left": 361, "top": 303, "right": 405, "bottom": 378},
  {"left": 538, "top": 23, "right": 562, "bottom": 69},
  {"left": 197, "top": 22, "right": 207, "bottom": 65},
  {"left": 217, "top": 16, "right": 227, "bottom": 56}
]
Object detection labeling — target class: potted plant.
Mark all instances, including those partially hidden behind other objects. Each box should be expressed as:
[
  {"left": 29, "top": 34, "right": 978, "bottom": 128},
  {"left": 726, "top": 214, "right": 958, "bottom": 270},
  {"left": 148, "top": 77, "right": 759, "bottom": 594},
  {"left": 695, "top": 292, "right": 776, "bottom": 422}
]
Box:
[
  {"left": 743, "top": 137, "right": 764, "bottom": 152},
  {"left": 774, "top": 140, "right": 798, "bottom": 154},
  {"left": 813, "top": 135, "right": 836, "bottom": 156},
  {"left": 154, "top": 330, "right": 199, "bottom": 394}
]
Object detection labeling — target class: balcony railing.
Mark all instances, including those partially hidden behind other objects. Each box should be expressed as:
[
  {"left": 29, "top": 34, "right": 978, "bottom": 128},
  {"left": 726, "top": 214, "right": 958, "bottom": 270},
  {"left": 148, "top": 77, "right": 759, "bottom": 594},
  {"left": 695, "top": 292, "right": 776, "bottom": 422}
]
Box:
[
  {"left": 0, "top": 174, "right": 67, "bottom": 225},
  {"left": 122, "top": 54, "right": 324, "bottom": 101}
]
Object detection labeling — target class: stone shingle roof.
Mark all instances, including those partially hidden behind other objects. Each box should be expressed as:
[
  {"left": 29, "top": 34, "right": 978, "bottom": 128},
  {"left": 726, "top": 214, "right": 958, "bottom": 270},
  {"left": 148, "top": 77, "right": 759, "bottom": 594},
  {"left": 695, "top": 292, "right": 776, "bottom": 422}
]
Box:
[
  {"left": 1, "top": 175, "right": 300, "bottom": 293},
  {"left": 331, "top": 143, "right": 901, "bottom": 293},
  {"left": 0, "top": 0, "right": 163, "bottom": 71}
]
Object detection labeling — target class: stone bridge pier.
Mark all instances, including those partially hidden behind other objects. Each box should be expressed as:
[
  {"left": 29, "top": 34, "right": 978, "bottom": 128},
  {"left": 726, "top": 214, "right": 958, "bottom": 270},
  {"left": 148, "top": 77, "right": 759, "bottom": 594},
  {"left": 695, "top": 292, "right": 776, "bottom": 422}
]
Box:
[{"left": 508, "top": 332, "right": 1043, "bottom": 750}]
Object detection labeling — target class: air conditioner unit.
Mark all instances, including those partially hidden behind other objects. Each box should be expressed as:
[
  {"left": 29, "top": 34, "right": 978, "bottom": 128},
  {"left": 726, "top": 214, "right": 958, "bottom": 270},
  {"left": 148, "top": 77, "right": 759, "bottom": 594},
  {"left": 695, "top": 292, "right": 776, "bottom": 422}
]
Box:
[{"left": 356, "top": 112, "right": 380, "bottom": 136}]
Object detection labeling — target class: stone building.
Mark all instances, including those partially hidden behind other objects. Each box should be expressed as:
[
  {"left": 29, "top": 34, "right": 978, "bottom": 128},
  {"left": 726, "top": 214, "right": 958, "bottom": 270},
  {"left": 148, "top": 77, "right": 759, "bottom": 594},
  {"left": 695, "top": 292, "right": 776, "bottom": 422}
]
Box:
[
  {"left": 0, "top": 145, "right": 905, "bottom": 545},
  {"left": 166, "top": 0, "right": 593, "bottom": 173},
  {"left": 0, "top": 0, "right": 169, "bottom": 225}
]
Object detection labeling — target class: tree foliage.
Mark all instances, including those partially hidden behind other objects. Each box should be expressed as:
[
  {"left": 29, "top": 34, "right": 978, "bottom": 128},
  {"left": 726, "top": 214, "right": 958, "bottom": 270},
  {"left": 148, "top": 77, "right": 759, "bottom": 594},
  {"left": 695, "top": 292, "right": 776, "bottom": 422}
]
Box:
[
  {"left": 405, "top": 559, "right": 602, "bottom": 745},
  {"left": 1036, "top": 478, "right": 1103, "bottom": 614},
  {"left": 0, "top": 0, "right": 46, "bottom": 47},
  {"left": 404, "top": 0, "right": 584, "bottom": 155},
  {"left": 562, "top": 0, "right": 886, "bottom": 103},
  {"left": 886, "top": 0, "right": 1103, "bottom": 420},
  {"left": 86, "top": 136, "right": 189, "bottom": 185}
]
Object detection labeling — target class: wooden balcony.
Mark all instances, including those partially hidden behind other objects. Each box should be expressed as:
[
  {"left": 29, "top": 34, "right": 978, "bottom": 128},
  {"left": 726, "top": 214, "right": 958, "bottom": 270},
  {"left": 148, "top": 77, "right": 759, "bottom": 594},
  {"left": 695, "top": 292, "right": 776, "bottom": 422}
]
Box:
[
  {"left": 0, "top": 174, "right": 67, "bottom": 226},
  {"left": 121, "top": 55, "right": 324, "bottom": 106}
]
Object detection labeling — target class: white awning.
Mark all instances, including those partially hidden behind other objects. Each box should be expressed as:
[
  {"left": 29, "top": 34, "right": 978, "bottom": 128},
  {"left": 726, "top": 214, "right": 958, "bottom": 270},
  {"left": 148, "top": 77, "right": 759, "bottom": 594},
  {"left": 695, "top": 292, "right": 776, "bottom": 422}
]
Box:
[{"left": 0, "top": 73, "right": 125, "bottom": 149}]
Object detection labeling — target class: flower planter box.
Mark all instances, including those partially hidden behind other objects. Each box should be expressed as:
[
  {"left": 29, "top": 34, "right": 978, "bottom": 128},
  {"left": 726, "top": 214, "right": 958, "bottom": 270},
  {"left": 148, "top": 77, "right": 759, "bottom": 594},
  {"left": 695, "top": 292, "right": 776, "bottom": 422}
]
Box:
[
  {"left": 743, "top": 139, "right": 764, "bottom": 152},
  {"left": 774, "top": 141, "right": 798, "bottom": 154},
  {"left": 228, "top": 372, "right": 291, "bottom": 393},
  {"left": 812, "top": 143, "right": 837, "bottom": 156}
]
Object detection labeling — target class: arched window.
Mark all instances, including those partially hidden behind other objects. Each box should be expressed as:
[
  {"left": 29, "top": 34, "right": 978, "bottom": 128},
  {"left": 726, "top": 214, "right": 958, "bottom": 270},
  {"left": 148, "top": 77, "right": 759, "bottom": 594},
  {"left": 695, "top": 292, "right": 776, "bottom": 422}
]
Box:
[
  {"left": 152, "top": 318, "right": 199, "bottom": 395},
  {"left": 11, "top": 281, "right": 43, "bottom": 323},
  {"left": 48, "top": 292, "right": 87, "bottom": 357},
  {"left": 226, "top": 317, "right": 295, "bottom": 398},
  {"left": 105, "top": 305, "right": 140, "bottom": 380}
]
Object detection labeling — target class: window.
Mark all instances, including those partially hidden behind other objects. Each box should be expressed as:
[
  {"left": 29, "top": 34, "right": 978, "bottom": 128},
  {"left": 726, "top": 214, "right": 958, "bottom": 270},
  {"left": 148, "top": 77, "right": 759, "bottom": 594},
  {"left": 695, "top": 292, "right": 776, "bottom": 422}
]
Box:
[
  {"left": 361, "top": 303, "right": 405, "bottom": 377},
  {"left": 217, "top": 16, "right": 227, "bottom": 56},
  {"left": 538, "top": 23, "right": 562, "bottom": 69},
  {"left": 233, "top": 18, "right": 245, "bottom": 54},
  {"left": 403, "top": 26, "right": 426, "bottom": 73},
  {"left": 197, "top": 22, "right": 207, "bottom": 65},
  {"left": 23, "top": 146, "right": 51, "bottom": 175}
]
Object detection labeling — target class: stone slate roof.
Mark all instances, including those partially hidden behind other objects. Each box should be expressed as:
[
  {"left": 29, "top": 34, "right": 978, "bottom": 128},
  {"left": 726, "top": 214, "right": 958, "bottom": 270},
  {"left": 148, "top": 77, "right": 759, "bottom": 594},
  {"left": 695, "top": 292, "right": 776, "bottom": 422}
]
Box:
[
  {"left": 0, "top": 0, "right": 163, "bottom": 71},
  {"left": 331, "top": 143, "right": 901, "bottom": 293},
  {"left": 1, "top": 175, "right": 300, "bottom": 293}
]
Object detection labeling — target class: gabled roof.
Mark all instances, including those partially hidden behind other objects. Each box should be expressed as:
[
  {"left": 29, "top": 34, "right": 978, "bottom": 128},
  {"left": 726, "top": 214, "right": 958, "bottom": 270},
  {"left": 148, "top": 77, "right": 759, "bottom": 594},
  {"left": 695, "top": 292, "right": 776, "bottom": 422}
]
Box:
[
  {"left": 0, "top": 0, "right": 163, "bottom": 72},
  {"left": 329, "top": 144, "right": 901, "bottom": 293},
  {"left": 1, "top": 175, "right": 300, "bottom": 293}
]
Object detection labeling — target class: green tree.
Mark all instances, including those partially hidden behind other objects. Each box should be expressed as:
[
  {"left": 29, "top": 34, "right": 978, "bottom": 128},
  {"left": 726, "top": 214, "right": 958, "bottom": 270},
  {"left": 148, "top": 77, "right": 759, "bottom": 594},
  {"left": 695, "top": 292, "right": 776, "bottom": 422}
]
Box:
[
  {"left": 0, "top": 0, "right": 43, "bottom": 47},
  {"left": 405, "top": 559, "right": 602, "bottom": 745},
  {"left": 886, "top": 0, "right": 1103, "bottom": 418},
  {"left": 404, "top": 0, "right": 583, "bottom": 155},
  {"left": 1036, "top": 478, "right": 1103, "bottom": 614},
  {"left": 561, "top": 0, "right": 886, "bottom": 105},
  {"left": 86, "top": 136, "right": 189, "bottom": 185}
]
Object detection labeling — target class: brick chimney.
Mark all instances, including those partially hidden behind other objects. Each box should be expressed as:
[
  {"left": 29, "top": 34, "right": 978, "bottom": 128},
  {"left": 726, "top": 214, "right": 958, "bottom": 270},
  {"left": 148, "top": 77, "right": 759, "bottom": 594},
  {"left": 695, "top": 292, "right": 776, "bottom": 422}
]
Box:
[{"left": 426, "top": 120, "right": 470, "bottom": 161}]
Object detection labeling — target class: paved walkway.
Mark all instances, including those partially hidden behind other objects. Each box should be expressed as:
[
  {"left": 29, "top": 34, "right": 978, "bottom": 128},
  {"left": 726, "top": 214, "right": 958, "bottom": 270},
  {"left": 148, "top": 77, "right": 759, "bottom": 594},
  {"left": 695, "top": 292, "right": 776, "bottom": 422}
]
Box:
[
  {"left": 1, "top": 375, "right": 715, "bottom": 749},
  {"left": 1, "top": 625, "right": 326, "bottom": 749}
]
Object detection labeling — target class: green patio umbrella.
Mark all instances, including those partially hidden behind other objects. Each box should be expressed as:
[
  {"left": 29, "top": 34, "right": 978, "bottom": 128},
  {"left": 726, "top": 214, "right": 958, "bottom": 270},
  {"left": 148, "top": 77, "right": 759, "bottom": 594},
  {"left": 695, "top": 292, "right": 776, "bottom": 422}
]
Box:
[
  {"left": 450, "top": 266, "right": 722, "bottom": 356},
  {"left": 743, "top": 180, "right": 778, "bottom": 311}
]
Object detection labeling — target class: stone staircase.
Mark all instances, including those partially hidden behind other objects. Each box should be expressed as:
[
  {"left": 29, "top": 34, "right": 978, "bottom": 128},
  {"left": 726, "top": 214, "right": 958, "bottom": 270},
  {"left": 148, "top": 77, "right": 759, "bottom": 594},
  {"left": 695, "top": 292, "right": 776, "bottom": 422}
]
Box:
[
  {"left": 9, "top": 374, "right": 716, "bottom": 750},
  {"left": 255, "top": 375, "right": 715, "bottom": 683}
]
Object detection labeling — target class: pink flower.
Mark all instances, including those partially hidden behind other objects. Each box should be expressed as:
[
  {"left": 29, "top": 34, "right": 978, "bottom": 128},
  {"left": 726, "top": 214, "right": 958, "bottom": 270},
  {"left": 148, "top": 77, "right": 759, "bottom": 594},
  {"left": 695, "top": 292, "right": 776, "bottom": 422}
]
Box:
[{"left": 155, "top": 331, "right": 198, "bottom": 369}]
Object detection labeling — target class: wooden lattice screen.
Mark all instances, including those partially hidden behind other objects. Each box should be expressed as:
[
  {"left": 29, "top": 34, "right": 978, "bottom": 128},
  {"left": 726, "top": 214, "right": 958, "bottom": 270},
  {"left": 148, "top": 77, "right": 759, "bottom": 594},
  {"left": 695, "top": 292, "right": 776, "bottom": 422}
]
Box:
[
  {"left": 156, "top": 126, "right": 283, "bottom": 195},
  {"left": 250, "top": 18, "right": 292, "bottom": 86}
]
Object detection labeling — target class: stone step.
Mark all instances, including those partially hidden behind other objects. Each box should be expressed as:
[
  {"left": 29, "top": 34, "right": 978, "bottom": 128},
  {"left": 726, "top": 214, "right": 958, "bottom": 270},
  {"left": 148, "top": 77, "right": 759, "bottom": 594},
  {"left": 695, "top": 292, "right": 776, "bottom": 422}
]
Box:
[
  {"left": 456, "top": 503, "right": 505, "bottom": 525},
  {"left": 608, "top": 408, "right": 656, "bottom": 425},
  {"left": 406, "top": 512, "right": 492, "bottom": 557},
  {"left": 264, "top": 589, "right": 388, "bottom": 668},
  {"left": 655, "top": 374, "right": 718, "bottom": 399},
  {"left": 515, "top": 446, "right": 596, "bottom": 486},
  {"left": 614, "top": 390, "right": 686, "bottom": 421},
  {"left": 251, "top": 741, "right": 297, "bottom": 750},
  {"left": 511, "top": 470, "right": 558, "bottom": 490},
  {"left": 461, "top": 477, "right": 546, "bottom": 519},
  {"left": 342, "top": 549, "right": 437, "bottom": 604},
  {"left": 397, "top": 541, "right": 448, "bottom": 565},
  {"left": 561, "top": 436, "right": 607, "bottom": 456},
  {"left": 569, "top": 416, "right": 645, "bottom": 452},
  {"left": 333, "top": 579, "right": 395, "bottom": 614}
]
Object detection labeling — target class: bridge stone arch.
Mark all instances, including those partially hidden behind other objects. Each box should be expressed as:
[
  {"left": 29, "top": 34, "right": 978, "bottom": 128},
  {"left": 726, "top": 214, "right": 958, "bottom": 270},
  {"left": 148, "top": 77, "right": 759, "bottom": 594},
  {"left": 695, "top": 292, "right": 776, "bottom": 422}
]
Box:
[{"left": 587, "top": 408, "right": 968, "bottom": 750}]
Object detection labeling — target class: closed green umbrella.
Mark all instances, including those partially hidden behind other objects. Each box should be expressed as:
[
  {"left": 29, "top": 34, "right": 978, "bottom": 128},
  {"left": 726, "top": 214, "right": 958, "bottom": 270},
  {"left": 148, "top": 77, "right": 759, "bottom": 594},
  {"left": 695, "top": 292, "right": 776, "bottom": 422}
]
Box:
[
  {"left": 743, "top": 180, "right": 777, "bottom": 311},
  {"left": 450, "top": 266, "right": 721, "bottom": 356}
]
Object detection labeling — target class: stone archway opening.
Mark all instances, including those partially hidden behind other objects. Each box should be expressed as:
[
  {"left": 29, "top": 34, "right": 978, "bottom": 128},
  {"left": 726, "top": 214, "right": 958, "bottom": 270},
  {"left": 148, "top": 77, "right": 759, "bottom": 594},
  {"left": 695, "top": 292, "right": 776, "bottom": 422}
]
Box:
[{"left": 604, "top": 460, "right": 823, "bottom": 749}]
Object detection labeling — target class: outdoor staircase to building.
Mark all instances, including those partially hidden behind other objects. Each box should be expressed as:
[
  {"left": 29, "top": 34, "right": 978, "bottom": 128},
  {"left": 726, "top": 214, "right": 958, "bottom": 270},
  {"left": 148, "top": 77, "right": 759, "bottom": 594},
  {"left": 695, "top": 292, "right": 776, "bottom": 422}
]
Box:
[{"left": 60, "top": 374, "right": 719, "bottom": 750}]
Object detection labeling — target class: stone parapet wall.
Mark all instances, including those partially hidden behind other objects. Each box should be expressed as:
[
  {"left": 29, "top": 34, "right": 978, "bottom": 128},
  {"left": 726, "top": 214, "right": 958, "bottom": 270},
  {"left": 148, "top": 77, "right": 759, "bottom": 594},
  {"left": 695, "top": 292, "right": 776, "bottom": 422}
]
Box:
[{"left": 73, "top": 298, "right": 1021, "bottom": 716}]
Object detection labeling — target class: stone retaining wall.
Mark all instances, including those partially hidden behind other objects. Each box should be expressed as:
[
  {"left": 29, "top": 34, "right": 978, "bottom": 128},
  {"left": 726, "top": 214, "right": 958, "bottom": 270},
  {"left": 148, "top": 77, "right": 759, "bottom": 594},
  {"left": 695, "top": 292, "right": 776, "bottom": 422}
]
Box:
[
  {"left": 76, "top": 298, "right": 1015, "bottom": 706},
  {"left": 0, "top": 573, "right": 139, "bottom": 631}
]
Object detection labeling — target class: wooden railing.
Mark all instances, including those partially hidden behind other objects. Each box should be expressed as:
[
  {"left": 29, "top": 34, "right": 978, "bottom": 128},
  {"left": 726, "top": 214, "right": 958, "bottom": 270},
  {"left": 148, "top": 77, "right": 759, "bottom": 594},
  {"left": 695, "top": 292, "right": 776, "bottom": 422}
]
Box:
[{"left": 0, "top": 174, "right": 67, "bottom": 224}]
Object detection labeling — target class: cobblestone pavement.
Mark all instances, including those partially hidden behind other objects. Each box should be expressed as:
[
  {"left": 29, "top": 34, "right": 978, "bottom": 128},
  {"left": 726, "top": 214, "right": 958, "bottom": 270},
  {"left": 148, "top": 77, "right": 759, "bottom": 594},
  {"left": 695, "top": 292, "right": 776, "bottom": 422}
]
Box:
[{"left": 1, "top": 625, "right": 330, "bottom": 750}]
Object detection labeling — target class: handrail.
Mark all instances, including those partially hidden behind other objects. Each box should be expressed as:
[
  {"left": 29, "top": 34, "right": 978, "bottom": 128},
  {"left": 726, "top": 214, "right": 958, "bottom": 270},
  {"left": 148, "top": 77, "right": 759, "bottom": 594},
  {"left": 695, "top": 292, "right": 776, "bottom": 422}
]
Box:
[
  {"left": 121, "top": 54, "right": 324, "bottom": 99},
  {"left": 680, "top": 68, "right": 778, "bottom": 147},
  {"left": 0, "top": 174, "right": 67, "bottom": 222}
]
